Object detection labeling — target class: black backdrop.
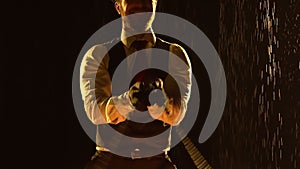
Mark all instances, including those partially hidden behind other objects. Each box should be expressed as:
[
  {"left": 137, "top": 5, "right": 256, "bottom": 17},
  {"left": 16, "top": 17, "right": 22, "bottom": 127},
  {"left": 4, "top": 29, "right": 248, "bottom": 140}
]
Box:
[
  {"left": 2, "top": 0, "right": 219, "bottom": 168},
  {"left": 3, "top": 0, "right": 300, "bottom": 169}
]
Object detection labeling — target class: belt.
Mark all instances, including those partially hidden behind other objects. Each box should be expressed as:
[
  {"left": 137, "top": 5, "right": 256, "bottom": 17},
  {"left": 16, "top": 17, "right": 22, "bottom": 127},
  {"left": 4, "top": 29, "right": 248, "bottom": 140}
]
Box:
[{"left": 96, "top": 146, "right": 167, "bottom": 160}]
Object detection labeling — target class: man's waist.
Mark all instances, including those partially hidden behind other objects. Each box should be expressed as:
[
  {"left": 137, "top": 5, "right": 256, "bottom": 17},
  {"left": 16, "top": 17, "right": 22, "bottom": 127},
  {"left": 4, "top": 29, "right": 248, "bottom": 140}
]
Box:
[{"left": 96, "top": 146, "right": 168, "bottom": 159}]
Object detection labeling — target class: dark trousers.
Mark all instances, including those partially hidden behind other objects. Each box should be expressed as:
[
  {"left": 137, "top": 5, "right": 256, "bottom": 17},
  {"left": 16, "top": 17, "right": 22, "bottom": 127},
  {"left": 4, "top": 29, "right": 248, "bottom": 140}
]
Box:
[{"left": 84, "top": 151, "right": 176, "bottom": 169}]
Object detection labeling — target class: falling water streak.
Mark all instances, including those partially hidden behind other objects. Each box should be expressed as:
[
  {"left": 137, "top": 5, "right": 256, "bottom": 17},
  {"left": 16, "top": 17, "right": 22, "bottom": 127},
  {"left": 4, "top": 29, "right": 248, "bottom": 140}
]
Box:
[
  {"left": 213, "top": 0, "right": 299, "bottom": 168},
  {"left": 216, "top": 0, "right": 261, "bottom": 168},
  {"left": 281, "top": 0, "right": 300, "bottom": 168},
  {"left": 256, "top": 0, "right": 283, "bottom": 168}
]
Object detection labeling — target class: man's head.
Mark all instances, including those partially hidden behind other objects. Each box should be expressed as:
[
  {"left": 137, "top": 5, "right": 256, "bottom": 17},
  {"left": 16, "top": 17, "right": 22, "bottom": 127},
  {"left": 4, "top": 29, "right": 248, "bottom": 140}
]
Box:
[
  {"left": 113, "top": 0, "right": 157, "bottom": 16},
  {"left": 113, "top": 0, "right": 158, "bottom": 31}
]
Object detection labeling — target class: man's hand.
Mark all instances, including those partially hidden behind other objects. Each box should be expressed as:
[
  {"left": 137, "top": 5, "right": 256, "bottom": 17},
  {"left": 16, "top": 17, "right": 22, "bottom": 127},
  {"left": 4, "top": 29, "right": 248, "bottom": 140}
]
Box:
[
  {"left": 129, "top": 78, "right": 167, "bottom": 112},
  {"left": 129, "top": 81, "right": 150, "bottom": 111},
  {"left": 148, "top": 78, "right": 167, "bottom": 107}
]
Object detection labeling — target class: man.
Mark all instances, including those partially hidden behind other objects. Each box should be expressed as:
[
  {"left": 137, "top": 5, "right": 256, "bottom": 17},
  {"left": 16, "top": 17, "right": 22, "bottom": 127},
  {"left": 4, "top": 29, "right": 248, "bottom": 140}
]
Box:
[{"left": 80, "top": 0, "right": 192, "bottom": 168}]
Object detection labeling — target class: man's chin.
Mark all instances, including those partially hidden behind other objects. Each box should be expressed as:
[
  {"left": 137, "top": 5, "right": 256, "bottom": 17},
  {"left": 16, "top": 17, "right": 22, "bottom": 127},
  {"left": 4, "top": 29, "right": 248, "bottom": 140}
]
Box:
[{"left": 123, "top": 13, "right": 154, "bottom": 32}]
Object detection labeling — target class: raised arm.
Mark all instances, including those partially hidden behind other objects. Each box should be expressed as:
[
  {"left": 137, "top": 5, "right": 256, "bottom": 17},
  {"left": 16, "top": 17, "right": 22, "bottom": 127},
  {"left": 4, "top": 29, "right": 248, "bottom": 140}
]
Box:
[
  {"left": 80, "top": 45, "right": 134, "bottom": 125},
  {"left": 148, "top": 44, "right": 192, "bottom": 126}
]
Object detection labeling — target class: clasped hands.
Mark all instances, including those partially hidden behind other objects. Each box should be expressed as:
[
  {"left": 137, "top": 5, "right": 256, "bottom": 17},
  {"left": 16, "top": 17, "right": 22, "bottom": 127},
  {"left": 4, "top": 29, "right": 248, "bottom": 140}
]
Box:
[{"left": 129, "top": 78, "right": 168, "bottom": 118}]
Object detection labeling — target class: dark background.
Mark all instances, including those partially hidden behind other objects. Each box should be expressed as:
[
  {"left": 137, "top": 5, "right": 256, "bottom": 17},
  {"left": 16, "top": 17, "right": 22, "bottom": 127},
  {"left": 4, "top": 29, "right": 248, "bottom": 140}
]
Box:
[
  {"left": 2, "top": 0, "right": 219, "bottom": 168},
  {"left": 2, "top": 0, "right": 299, "bottom": 169}
]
